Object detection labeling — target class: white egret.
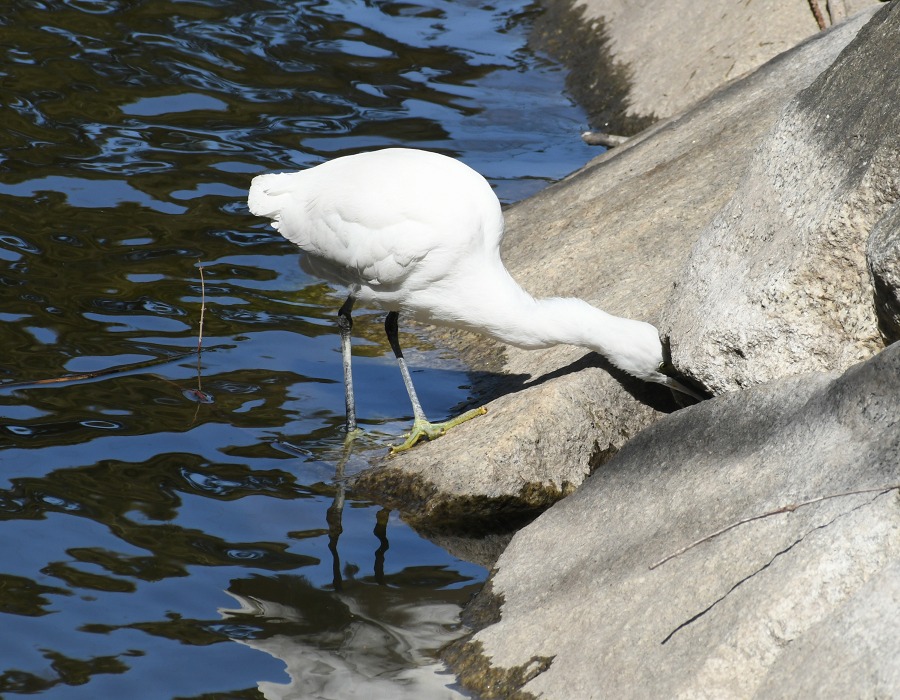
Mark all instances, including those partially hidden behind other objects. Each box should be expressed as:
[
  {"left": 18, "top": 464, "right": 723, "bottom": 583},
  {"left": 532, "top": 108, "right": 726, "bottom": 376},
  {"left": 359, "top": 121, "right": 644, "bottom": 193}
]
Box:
[{"left": 248, "top": 148, "right": 700, "bottom": 452}]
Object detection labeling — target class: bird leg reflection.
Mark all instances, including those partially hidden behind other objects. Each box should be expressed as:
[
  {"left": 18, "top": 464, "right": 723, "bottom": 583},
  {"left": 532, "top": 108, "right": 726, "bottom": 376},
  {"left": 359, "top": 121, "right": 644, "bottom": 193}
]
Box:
[
  {"left": 327, "top": 439, "right": 394, "bottom": 590},
  {"left": 384, "top": 311, "right": 486, "bottom": 454},
  {"left": 326, "top": 488, "right": 344, "bottom": 591},
  {"left": 373, "top": 507, "right": 390, "bottom": 585},
  {"left": 337, "top": 295, "right": 357, "bottom": 432},
  {"left": 326, "top": 434, "right": 355, "bottom": 591}
]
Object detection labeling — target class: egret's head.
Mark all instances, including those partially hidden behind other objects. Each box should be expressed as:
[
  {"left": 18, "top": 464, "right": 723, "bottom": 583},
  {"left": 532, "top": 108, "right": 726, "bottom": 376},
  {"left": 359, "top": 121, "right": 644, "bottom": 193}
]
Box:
[{"left": 610, "top": 320, "right": 706, "bottom": 401}]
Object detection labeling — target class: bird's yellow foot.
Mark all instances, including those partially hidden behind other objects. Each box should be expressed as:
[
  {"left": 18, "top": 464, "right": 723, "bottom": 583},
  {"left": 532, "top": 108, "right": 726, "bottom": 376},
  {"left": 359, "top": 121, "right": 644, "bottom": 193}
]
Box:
[
  {"left": 389, "top": 407, "right": 487, "bottom": 454},
  {"left": 343, "top": 427, "right": 364, "bottom": 446}
]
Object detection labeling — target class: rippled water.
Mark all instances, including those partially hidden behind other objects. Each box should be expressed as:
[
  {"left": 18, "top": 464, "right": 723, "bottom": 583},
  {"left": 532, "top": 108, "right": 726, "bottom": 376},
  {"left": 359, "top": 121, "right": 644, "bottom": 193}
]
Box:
[{"left": 0, "top": 0, "right": 592, "bottom": 696}]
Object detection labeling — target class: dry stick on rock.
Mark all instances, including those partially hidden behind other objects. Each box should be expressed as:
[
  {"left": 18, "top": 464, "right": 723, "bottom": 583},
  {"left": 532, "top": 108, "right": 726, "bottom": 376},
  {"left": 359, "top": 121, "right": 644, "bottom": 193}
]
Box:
[
  {"left": 581, "top": 131, "right": 629, "bottom": 148},
  {"left": 808, "top": 0, "right": 827, "bottom": 30},
  {"left": 649, "top": 485, "right": 900, "bottom": 570}
]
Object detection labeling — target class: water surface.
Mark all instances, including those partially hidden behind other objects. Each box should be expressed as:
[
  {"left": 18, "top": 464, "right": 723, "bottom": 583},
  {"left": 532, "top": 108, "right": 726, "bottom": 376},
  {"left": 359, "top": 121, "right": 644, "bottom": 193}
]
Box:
[{"left": 0, "top": 0, "right": 593, "bottom": 696}]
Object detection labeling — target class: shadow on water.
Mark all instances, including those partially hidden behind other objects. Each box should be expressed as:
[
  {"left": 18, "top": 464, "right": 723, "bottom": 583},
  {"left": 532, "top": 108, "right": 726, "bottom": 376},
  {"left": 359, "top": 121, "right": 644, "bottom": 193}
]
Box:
[{"left": 0, "top": 0, "right": 594, "bottom": 696}]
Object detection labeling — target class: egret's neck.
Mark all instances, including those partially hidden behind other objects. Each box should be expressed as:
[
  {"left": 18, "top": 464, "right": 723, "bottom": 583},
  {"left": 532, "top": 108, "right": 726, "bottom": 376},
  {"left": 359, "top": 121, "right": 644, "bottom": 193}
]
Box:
[
  {"left": 502, "top": 296, "right": 665, "bottom": 384},
  {"left": 403, "top": 259, "right": 664, "bottom": 380},
  {"left": 414, "top": 264, "right": 634, "bottom": 354},
  {"left": 525, "top": 297, "right": 639, "bottom": 356},
  {"left": 404, "top": 261, "right": 665, "bottom": 383}
]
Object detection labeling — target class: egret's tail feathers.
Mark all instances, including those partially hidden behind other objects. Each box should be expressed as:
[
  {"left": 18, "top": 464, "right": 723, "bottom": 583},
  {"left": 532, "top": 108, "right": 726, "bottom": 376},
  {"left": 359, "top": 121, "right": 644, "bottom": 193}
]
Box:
[{"left": 248, "top": 172, "right": 301, "bottom": 225}]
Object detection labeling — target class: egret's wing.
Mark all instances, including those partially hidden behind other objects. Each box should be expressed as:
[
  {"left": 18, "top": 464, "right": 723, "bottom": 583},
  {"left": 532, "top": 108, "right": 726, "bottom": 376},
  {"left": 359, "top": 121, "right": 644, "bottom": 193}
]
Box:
[
  {"left": 301, "top": 208, "right": 437, "bottom": 289},
  {"left": 249, "top": 169, "right": 438, "bottom": 289},
  {"left": 248, "top": 149, "right": 503, "bottom": 291}
]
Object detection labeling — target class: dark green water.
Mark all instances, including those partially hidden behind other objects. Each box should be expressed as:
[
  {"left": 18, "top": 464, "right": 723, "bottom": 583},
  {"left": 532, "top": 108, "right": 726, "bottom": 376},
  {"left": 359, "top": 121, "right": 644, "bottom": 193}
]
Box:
[{"left": 0, "top": 0, "right": 592, "bottom": 696}]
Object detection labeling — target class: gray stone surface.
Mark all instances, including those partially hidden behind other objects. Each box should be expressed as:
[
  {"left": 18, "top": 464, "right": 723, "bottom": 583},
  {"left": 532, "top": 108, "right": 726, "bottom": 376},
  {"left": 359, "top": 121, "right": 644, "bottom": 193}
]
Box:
[
  {"left": 665, "top": 2, "right": 900, "bottom": 394},
  {"left": 452, "top": 341, "right": 900, "bottom": 698},
  {"left": 353, "top": 8, "right": 881, "bottom": 526},
  {"left": 755, "top": 558, "right": 900, "bottom": 697}
]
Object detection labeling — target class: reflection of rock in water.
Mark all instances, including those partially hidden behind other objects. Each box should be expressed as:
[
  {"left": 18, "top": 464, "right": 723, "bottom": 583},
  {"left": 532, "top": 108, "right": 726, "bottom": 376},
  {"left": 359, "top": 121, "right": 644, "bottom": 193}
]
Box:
[{"left": 220, "top": 578, "right": 468, "bottom": 699}]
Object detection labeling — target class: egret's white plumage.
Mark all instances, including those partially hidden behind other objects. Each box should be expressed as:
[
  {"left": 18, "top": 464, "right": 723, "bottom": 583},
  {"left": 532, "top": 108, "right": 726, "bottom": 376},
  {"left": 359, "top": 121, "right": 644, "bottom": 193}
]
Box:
[{"left": 249, "top": 148, "right": 698, "bottom": 450}]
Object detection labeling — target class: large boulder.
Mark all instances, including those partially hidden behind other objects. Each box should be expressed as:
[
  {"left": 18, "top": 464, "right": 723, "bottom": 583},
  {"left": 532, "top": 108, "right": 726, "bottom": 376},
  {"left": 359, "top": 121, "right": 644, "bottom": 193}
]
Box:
[
  {"left": 446, "top": 340, "right": 900, "bottom": 698},
  {"left": 664, "top": 2, "right": 900, "bottom": 393},
  {"left": 537, "top": 0, "right": 883, "bottom": 126},
  {"left": 353, "top": 8, "right": 881, "bottom": 528}
]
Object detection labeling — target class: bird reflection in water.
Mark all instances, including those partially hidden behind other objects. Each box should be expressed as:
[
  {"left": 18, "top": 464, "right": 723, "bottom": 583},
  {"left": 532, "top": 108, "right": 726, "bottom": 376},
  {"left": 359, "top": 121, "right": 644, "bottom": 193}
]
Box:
[
  {"left": 325, "top": 441, "right": 391, "bottom": 592},
  {"left": 218, "top": 446, "right": 468, "bottom": 699}
]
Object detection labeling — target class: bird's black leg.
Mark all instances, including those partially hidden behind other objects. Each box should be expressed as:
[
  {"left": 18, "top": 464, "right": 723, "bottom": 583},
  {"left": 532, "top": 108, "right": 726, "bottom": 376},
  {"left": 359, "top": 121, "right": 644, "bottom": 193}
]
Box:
[
  {"left": 338, "top": 295, "right": 357, "bottom": 432},
  {"left": 384, "top": 311, "right": 427, "bottom": 423}
]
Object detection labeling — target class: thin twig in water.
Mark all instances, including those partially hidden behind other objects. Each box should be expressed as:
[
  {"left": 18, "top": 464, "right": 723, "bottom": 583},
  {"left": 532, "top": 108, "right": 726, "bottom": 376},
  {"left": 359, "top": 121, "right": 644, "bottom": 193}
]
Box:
[
  {"left": 1, "top": 265, "right": 218, "bottom": 397},
  {"left": 197, "top": 262, "right": 206, "bottom": 382},
  {"left": 187, "top": 262, "right": 213, "bottom": 418},
  {"left": 0, "top": 352, "right": 195, "bottom": 389},
  {"left": 649, "top": 485, "right": 899, "bottom": 570}
]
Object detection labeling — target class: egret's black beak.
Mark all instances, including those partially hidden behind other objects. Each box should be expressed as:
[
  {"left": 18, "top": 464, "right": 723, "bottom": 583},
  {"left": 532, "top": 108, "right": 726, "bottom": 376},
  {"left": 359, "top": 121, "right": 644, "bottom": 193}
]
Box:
[{"left": 657, "top": 361, "right": 711, "bottom": 402}]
